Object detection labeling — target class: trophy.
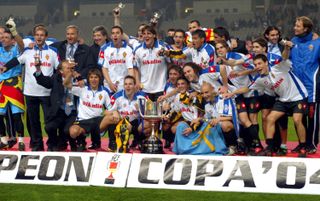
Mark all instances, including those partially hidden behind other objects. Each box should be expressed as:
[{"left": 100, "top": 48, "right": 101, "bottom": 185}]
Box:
[
  {"left": 114, "top": 2, "right": 125, "bottom": 15},
  {"left": 150, "top": 11, "right": 161, "bottom": 24},
  {"left": 138, "top": 98, "right": 163, "bottom": 154}
]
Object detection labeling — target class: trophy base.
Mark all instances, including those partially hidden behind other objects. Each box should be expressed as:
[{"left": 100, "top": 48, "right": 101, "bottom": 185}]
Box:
[{"left": 141, "top": 135, "right": 163, "bottom": 154}]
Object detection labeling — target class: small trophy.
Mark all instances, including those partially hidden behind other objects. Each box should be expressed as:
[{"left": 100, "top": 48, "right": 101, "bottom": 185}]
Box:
[
  {"left": 138, "top": 98, "right": 163, "bottom": 154},
  {"left": 114, "top": 2, "right": 125, "bottom": 15},
  {"left": 150, "top": 11, "right": 161, "bottom": 24},
  {"left": 34, "top": 50, "right": 41, "bottom": 71}
]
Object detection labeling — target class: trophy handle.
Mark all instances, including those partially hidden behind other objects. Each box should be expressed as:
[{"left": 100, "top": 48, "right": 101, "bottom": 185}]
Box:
[{"left": 138, "top": 98, "right": 145, "bottom": 118}]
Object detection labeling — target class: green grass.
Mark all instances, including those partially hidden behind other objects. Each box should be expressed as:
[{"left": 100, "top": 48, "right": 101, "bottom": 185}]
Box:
[{"left": 0, "top": 184, "right": 319, "bottom": 201}]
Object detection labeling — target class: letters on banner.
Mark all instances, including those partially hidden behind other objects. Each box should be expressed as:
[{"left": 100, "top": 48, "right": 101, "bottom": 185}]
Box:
[
  {"left": 127, "top": 154, "right": 320, "bottom": 195},
  {"left": 0, "top": 151, "right": 96, "bottom": 186}
]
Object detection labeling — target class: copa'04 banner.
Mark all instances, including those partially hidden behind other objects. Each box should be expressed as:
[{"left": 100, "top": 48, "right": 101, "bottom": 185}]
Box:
[
  {"left": 127, "top": 154, "right": 320, "bottom": 195},
  {"left": 0, "top": 151, "right": 96, "bottom": 186}
]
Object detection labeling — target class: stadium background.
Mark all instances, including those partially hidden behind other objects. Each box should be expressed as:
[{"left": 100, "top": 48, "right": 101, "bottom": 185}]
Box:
[{"left": 0, "top": 0, "right": 320, "bottom": 200}]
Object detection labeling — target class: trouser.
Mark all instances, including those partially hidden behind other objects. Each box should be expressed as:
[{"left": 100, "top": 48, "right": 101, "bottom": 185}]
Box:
[
  {"left": 5, "top": 107, "right": 16, "bottom": 138},
  {"left": 305, "top": 102, "right": 320, "bottom": 147},
  {"left": 25, "top": 95, "right": 50, "bottom": 149},
  {"left": 45, "top": 109, "right": 76, "bottom": 149}
]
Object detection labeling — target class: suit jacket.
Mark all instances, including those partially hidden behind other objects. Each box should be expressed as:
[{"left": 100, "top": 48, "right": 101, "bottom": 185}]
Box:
[
  {"left": 50, "top": 40, "right": 94, "bottom": 77},
  {"left": 34, "top": 71, "right": 77, "bottom": 121}
]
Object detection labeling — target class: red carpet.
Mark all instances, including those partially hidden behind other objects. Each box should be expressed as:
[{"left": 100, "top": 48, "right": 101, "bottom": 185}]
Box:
[{"left": 2, "top": 137, "right": 320, "bottom": 158}]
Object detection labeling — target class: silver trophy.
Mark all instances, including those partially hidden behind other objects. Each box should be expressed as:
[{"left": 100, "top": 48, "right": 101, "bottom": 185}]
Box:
[
  {"left": 138, "top": 98, "right": 163, "bottom": 154},
  {"left": 150, "top": 11, "right": 161, "bottom": 24},
  {"left": 114, "top": 2, "right": 125, "bottom": 15}
]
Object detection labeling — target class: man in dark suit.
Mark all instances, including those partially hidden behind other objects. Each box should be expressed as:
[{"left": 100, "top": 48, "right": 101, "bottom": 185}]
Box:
[
  {"left": 33, "top": 60, "right": 78, "bottom": 151},
  {"left": 50, "top": 25, "right": 95, "bottom": 83},
  {"left": 90, "top": 25, "right": 109, "bottom": 67}
]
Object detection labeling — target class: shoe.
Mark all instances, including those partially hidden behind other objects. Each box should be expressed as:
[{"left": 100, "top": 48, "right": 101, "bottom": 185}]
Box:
[
  {"left": 47, "top": 146, "right": 59, "bottom": 152},
  {"left": 0, "top": 142, "right": 8, "bottom": 150},
  {"left": 88, "top": 144, "right": 101, "bottom": 150},
  {"left": 306, "top": 145, "right": 317, "bottom": 154},
  {"left": 291, "top": 144, "right": 303, "bottom": 153},
  {"left": 130, "top": 140, "right": 138, "bottom": 149},
  {"left": 77, "top": 143, "right": 87, "bottom": 152},
  {"left": 108, "top": 141, "right": 117, "bottom": 152},
  {"left": 8, "top": 138, "right": 17, "bottom": 148},
  {"left": 248, "top": 146, "right": 263, "bottom": 156},
  {"left": 18, "top": 142, "right": 25, "bottom": 151},
  {"left": 164, "top": 140, "right": 171, "bottom": 149},
  {"left": 257, "top": 146, "right": 273, "bottom": 156},
  {"left": 298, "top": 147, "right": 307, "bottom": 158},
  {"left": 70, "top": 144, "right": 78, "bottom": 152},
  {"left": 236, "top": 139, "right": 247, "bottom": 155},
  {"left": 227, "top": 146, "right": 237, "bottom": 155},
  {"left": 276, "top": 146, "right": 287, "bottom": 156}
]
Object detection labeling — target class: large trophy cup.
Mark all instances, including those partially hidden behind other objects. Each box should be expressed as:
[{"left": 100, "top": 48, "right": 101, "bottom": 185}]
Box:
[{"left": 138, "top": 98, "right": 163, "bottom": 154}]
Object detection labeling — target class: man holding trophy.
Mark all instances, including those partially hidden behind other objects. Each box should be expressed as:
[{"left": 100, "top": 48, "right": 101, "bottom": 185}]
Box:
[{"left": 1, "top": 26, "right": 59, "bottom": 151}]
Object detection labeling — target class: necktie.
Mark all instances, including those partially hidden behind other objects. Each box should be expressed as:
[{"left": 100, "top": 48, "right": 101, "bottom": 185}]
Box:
[{"left": 68, "top": 44, "right": 74, "bottom": 59}]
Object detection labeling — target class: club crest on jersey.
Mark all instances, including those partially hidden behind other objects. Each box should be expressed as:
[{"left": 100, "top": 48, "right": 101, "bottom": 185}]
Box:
[
  {"left": 123, "top": 51, "right": 127, "bottom": 58},
  {"left": 99, "top": 94, "right": 103, "bottom": 100},
  {"left": 111, "top": 52, "right": 114, "bottom": 57},
  {"left": 309, "top": 44, "right": 314, "bottom": 51},
  {"left": 45, "top": 54, "right": 49, "bottom": 60},
  {"left": 271, "top": 72, "right": 275, "bottom": 78}
]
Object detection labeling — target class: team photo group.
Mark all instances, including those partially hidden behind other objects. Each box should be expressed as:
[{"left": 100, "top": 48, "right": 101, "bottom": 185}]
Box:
[{"left": 0, "top": 7, "right": 319, "bottom": 158}]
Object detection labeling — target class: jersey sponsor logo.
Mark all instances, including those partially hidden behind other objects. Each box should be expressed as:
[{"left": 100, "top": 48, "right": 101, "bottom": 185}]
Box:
[
  {"left": 271, "top": 78, "right": 284, "bottom": 90},
  {"left": 109, "top": 59, "right": 126, "bottom": 65},
  {"left": 30, "top": 61, "right": 52, "bottom": 67},
  {"left": 142, "top": 59, "right": 162, "bottom": 65},
  {"left": 82, "top": 101, "right": 103, "bottom": 109},
  {"left": 120, "top": 110, "right": 138, "bottom": 116},
  {"left": 181, "top": 107, "right": 194, "bottom": 113}
]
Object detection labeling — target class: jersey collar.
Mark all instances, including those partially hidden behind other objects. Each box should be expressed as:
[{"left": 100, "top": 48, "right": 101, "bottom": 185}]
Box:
[
  {"left": 142, "top": 40, "right": 159, "bottom": 49},
  {"left": 87, "top": 85, "right": 103, "bottom": 92},
  {"left": 110, "top": 40, "right": 127, "bottom": 48},
  {"left": 197, "top": 43, "right": 206, "bottom": 52},
  {"left": 34, "top": 43, "right": 49, "bottom": 50}
]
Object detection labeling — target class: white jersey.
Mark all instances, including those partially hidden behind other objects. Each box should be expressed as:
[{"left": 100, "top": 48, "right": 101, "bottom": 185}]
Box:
[
  {"left": 163, "top": 81, "right": 176, "bottom": 104},
  {"left": 182, "top": 43, "right": 215, "bottom": 69},
  {"left": 172, "top": 93, "right": 200, "bottom": 122},
  {"left": 100, "top": 41, "right": 133, "bottom": 92},
  {"left": 249, "top": 58, "right": 308, "bottom": 102},
  {"left": 71, "top": 85, "right": 111, "bottom": 120},
  {"left": 225, "top": 52, "right": 258, "bottom": 97},
  {"left": 134, "top": 40, "right": 168, "bottom": 93},
  {"left": 204, "top": 96, "right": 233, "bottom": 119},
  {"left": 128, "top": 36, "right": 142, "bottom": 50},
  {"left": 110, "top": 90, "right": 147, "bottom": 122},
  {"left": 18, "top": 44, "right": 59, "bottom": 96}
]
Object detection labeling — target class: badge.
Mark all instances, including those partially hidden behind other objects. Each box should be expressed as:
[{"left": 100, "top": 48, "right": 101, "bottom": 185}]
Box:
[
  {"left": 271, "top": 72, "right": 275, "bottom": 78},
  {"left": 99, "top": 94, "right": 103, "bottom": 100},
  {"left": 45, "top": 54, "right": 50, "bottom": 60},
  {"left": 309, "top": 44, "right": 314, "bottom": 51},
  {"left": 123, "top": 51, "right": 127, "bottom": 58}
]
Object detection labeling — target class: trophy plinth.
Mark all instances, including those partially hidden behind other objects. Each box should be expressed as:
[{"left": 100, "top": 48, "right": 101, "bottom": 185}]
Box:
[{"left": 138, "top": 98, "right": 163, "bottom": 154}]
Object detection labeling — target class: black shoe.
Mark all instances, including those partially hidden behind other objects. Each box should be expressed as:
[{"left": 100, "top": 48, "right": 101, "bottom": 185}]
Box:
[
  {"left": 257, "top": 146, "right": 273, "bottom": 156},
  {"left": 88, "top": 144, "right": 101, "bottom": 150},
  {"left": 164, "top": 140, "right": 171, "bottom": 149},
  {"left": 18, "top": 142, "right": 25, "bottom": 151},
  {"left": 306, "top": 145, "right": 317, "bottom": 154},
  {"left": 108, "top": 141, "right": 117, "bottom": 152},
  {"left": 77, "top": 143, "right": 87, "bottom": 152},
  {"left": 0, "top": 142, "right": 8, "bottom": 150},
  {"left": 276, "top": 146, "right": 288, "bottom": 156},
  {"left": 47, "top": 146, "right": 59, "bottom": 152},
  {"left": 298, "top": 147, "right": 307, "bottom": 158},
  {"left": 291, "top": 144, "right": 303, "bottom": 153},
  {"left": 8, "top": 138, "right": 17, "bottom": 148},
  {"left": 236, "top": 139, "right": 247, "bottom": 155},
  {"left": 70, "top": 144, "right": 78, "bottom": 152}
]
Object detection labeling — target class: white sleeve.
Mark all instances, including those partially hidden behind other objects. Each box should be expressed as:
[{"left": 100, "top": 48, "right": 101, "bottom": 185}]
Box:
[
  {"left": 133, "top": 51, "right": 141, "bottom": 69},
  {"left": 102, "top": 49, "right": 110, "bottom": 69},
  {"left": 126, "top": 48, "right": 134, "bottom": 69},
  {"left": 71, "top": 86, "right": 83, "bottom": 97},
  {"left": 17, "top": 51, "right": 27, "bottom": 64},
  {"left": 248, "top": 78, "right": 264, "bottom": 92},
  {"left": 104, "top": 92, "right": 111, "bottom": 110}
]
